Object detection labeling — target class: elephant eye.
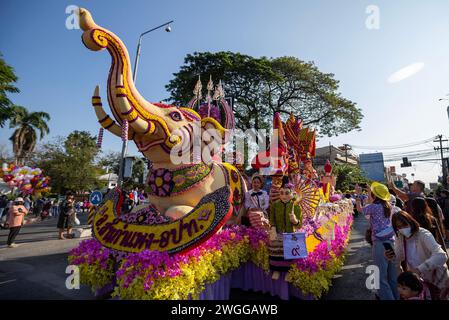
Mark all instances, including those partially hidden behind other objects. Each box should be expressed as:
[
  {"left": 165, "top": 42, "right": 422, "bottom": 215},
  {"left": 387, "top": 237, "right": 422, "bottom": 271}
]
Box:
[{"left": 170, "top": 111, "right": 182, "bottom": 121}]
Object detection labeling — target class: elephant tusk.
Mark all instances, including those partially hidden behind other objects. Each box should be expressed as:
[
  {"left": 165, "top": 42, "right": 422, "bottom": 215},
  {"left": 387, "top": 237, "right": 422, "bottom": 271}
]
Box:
[{"left": 92, "top": 86, "right": 135, "bottom": 140}]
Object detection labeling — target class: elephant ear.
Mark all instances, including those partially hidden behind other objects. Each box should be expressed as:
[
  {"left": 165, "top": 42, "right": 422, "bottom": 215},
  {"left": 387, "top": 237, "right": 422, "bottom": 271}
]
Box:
[
  {"left": 201, "top": 116, "right": 229, "bottom": 145},
  {"left": 196, "top": 98, "right": 235, "bottom": 145}
]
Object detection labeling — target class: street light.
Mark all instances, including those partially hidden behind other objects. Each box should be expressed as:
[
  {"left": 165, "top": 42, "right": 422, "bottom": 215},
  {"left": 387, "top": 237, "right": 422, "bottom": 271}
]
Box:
[
  {"left": 117, "top": 20, "right": 174, "bottom": 188},
  {"left": 439, "top": 97, "right": 449, "bottom": 123},
  {"left": 132, "top": 20, "right": 174, "bottom": 83}
]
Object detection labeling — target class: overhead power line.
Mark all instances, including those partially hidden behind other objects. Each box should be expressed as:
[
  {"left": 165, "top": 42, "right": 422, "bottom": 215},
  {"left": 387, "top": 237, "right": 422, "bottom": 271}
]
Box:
[{"left": 349, "top": 137, "right": 436, "bottom": 150}]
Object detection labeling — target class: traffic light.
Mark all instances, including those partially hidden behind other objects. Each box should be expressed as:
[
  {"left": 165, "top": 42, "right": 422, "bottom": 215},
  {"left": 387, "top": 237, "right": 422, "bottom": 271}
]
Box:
[{"left": 400, "top": 157, "right": 412, "bottom": 168}]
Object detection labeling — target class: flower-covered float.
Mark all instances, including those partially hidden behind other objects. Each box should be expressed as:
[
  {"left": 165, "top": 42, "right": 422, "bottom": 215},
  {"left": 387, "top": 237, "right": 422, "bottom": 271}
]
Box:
[{"left": 69, "top": 8, "right": 354, "bottom": 300}]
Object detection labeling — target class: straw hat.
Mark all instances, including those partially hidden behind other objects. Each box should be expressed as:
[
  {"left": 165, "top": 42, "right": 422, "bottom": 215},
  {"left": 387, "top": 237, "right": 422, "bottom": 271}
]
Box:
[{"left": 370, "top": 182, "right": 391, "bottom": 202}]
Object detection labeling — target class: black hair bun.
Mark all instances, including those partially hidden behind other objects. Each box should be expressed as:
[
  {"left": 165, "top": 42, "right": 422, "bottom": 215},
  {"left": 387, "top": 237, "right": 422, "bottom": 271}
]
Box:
[{"left": 281, "top": 175, "right": 290, "bottom": 188}]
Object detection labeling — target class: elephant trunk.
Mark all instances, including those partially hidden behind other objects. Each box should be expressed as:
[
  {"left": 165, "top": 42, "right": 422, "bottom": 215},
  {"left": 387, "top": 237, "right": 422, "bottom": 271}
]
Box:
[{"left": 78, "top": 8, "right": 168, "bottom": 137}]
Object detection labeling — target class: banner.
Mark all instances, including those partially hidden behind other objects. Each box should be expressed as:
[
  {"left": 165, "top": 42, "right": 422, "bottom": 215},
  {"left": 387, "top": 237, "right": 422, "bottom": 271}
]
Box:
[{"left": 90, "top": 186, "right": 233, "bottom": 254}]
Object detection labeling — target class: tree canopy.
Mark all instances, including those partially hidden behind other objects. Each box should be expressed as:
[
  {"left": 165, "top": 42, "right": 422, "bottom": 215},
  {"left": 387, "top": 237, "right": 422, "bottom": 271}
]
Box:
[
  {"left": 0, "top": 53, "right": 19, "bottom": 128},
  {"left": 332, "top": 163, "right": 371, "bottom": 193},
  {"left": 98, "top": 152, "right": 148, "bottom": 190},
  {"left": 166, "top": 52, "right": 363, "bottom": 136},
  {"left": 32, "top": 131, "right": 105, "bottom": 194},
  {"left": 1, "top": 53, "right": 51, "bottom": 164},
  {"left": 8, "top": 105, "right": 50, "bottom": 164}
]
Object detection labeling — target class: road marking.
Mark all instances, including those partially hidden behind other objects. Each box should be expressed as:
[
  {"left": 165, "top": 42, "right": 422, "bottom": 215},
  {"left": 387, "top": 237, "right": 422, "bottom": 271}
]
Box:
[
  {"left": 0, "top": 279, "right": 17, "bottom": 285},
  {"left": 341, "top": 264, "right": 364, "bottom": 270}
]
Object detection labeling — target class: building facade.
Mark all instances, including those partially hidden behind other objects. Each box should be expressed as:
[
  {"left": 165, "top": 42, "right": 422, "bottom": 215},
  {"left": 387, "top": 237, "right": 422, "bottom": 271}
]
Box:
[{"left": 313, "top": 145, "right": 359, "bottom": 172}]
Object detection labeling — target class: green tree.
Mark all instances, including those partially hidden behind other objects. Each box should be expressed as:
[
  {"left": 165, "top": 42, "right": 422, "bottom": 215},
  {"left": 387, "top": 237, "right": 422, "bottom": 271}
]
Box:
[
  {"left": 34, "top": 131, "right": 105, "bottom": 194},
  {"left": 8, "top": 106, "right": 50, "bottom": 164},
  {"left": 98, "top": 151, "right": 121, "bottom": 175},
  {"left": 0, "top": 53, "right": 19, "bottom": 128},
  {"left": 123, "top": 157, "right": 147, "bottom": 191},
  {"left": 166, "top": 52, "right": 363, "bottom": 136},
  {"left": 98, "top": 153, "right": 148, "bottom": 190},
  {"left": 332, "top": 163, "right": 371, "bottom": 192}
]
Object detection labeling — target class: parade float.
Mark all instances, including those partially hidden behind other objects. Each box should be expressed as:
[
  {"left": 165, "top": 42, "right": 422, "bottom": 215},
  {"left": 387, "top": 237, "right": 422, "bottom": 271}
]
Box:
[{"left": 68, "top": 8, "right": 354, "bottom": 300}]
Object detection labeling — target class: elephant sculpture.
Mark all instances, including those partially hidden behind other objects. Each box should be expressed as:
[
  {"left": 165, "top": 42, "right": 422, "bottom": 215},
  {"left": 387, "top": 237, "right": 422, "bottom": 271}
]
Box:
[{"left": 78, "top": 8, "right": 247, "bottom": 254}]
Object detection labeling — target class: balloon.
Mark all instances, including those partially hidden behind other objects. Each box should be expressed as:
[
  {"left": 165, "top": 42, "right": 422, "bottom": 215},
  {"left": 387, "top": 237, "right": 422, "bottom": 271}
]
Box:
[
  {"left": 6, "top": 181, "right": 16, "bottom": 188},
  {"left": 2, "top": 164, "right": 49, "bottom": 194},
  {"left": 20, "top": 185, "right": 30, "bottom": 192},
  {"left": 31, "top": 169, "right": 42, "bottom": 176}
]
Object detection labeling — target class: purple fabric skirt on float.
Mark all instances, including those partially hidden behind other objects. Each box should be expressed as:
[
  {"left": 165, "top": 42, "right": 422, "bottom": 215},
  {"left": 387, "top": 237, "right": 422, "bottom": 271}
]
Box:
[
  {"left": 195, "top": 262, "right": 314, "bottom": 300},
  {"left": 230, "top": 262, "right": 313, "bottom": 300},
  {"left": 95, "top": 262, "right": 314, "bottom": 300},
  {"left": 198, "top": 272, "right": 233, "bottom": 300}
]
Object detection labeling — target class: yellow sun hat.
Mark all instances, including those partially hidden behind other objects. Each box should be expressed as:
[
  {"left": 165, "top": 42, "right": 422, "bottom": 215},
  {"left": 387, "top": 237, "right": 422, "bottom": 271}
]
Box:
[{"left": 370, "top": 181, "right": 391, "bottom": 202}]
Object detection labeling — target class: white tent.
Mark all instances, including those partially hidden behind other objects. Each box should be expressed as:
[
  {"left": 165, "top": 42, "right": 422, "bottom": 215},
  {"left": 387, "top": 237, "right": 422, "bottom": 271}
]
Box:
[{"left": 98, "top": 173, "right": 118, "bottom": 189}]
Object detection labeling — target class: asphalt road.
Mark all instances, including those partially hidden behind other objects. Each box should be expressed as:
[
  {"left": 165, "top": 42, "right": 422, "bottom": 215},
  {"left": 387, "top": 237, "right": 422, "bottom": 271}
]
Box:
[
  {"left": 0, "top": 211, "right": 374, "bottom": 300},
  {"left": 0, "top": 212, "right": 94, "bottom": 299},
  {"left": 324, "top": 214, "right": 374, "bottom": 300}
]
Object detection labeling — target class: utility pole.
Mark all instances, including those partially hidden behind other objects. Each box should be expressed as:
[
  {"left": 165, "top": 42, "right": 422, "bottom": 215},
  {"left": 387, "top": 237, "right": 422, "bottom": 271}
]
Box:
[
  {"left": 341, "top": 144, "right": 351, "bottom": 163},
  {"left": 434, "top": 135, "right": 449, "bottom": 188}
]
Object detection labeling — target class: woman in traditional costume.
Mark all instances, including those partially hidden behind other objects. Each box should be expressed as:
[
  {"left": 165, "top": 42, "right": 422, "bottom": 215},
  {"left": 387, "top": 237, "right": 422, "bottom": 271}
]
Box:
[{"left": 244, "top": 174, "right": 270, "bottom": 229}]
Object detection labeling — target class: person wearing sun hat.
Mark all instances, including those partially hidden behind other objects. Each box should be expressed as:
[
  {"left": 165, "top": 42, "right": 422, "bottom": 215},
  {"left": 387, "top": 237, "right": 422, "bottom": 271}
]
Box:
[
  {"left": 5, "top": 197, "right": 28, "bottom": 248},
  {"left": 355, "top": 181, "right": 399, "bottom": 300}
]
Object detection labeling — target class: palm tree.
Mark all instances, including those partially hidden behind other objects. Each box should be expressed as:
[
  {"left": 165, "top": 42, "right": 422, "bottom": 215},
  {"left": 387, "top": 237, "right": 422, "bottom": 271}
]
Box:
[
  {"left": 0, "top": 53, "right": 19, "bottom": 127},
  {"left": 9, "top": 106, "right": 50, "bottom": 164}
]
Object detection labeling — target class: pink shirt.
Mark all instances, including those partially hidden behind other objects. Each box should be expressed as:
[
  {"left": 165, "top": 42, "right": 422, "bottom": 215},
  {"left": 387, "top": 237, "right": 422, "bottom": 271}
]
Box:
[{"left": 7, "top": 205, "right": 28, "bottom": 227}]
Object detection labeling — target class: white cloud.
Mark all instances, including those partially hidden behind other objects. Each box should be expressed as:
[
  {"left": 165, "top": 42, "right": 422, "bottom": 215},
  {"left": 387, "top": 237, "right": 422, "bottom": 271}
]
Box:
[{"left": 388, "top": 62, "right": 424, "bottom": 83}]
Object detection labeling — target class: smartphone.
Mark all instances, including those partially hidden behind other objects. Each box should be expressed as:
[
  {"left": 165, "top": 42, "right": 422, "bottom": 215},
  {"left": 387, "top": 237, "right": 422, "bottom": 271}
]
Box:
[{"left": 382, "top": 242, "right": 394, "bottom": 252}]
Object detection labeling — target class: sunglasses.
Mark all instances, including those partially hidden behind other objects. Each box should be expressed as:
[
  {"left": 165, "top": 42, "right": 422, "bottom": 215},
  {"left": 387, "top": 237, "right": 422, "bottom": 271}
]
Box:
[{"left": 280, "top": 190, "right": 292, "bottom": 195}]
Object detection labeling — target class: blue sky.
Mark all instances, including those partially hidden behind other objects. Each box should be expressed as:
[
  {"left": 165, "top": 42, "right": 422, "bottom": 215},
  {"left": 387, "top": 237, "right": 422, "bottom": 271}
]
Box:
[{"left": 1, "top": 0, "right": 449, "bottom": 184}]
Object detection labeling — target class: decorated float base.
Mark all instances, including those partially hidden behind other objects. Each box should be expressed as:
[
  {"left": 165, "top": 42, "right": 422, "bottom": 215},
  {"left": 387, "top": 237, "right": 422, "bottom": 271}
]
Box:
[
  {"left": 69, "top": 200, "right": 353, "bottom": 300},
  {"left": 197, "top": 262, "right": 313, "bottom": 300}
]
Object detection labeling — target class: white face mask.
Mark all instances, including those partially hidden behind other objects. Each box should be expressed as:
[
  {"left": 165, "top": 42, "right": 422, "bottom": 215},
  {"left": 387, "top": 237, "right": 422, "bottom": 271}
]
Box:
[{"left": 399, "top": 227, "right": 412, "bottom": 238}]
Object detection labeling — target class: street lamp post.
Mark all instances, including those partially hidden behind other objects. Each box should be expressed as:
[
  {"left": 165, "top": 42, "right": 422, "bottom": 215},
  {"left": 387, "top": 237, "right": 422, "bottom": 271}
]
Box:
[
  {"left": 438, "top": 96, "right": 449, "bottom": 122},
  {"left": 117, "top": 20, "right": 174, "bottom": 189},
  {"left": 133, "top": 21, "right": 173, "bottom": 83}
]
